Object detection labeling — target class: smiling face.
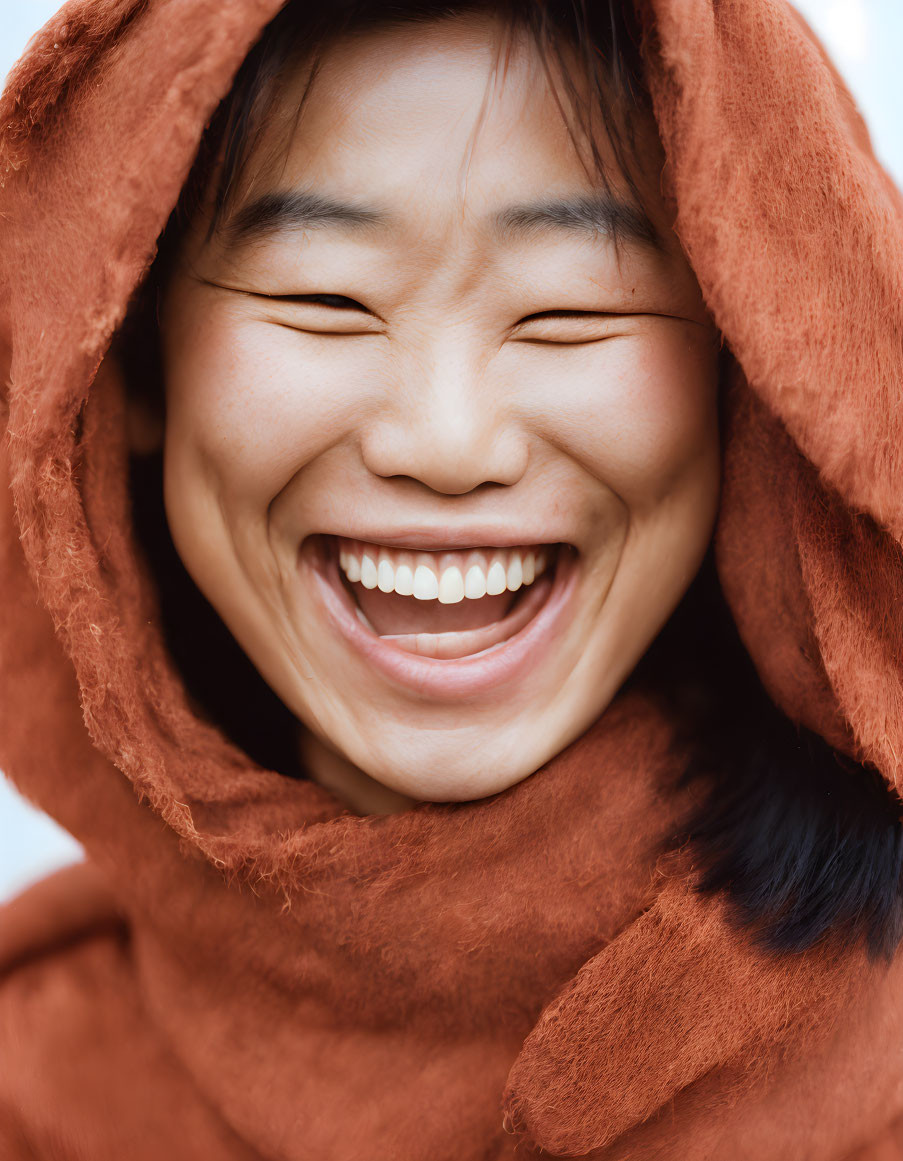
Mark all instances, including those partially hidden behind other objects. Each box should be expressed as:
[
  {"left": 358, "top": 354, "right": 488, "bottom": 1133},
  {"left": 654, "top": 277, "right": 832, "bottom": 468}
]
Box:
[{"left": 154, "top": 12, "right": 721, "bottom": 813}]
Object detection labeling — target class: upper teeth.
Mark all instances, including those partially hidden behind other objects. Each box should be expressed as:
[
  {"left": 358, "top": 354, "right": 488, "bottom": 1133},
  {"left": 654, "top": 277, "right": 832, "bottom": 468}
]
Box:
[{"left": 338, "top": 541, "right": 550, "bottom": 604}]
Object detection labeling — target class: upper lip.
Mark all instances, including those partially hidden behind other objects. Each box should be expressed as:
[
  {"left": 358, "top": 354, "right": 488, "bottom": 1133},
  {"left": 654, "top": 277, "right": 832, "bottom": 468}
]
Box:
[{"left": 313, "top": 526, "right": 576, "bottom": 552}]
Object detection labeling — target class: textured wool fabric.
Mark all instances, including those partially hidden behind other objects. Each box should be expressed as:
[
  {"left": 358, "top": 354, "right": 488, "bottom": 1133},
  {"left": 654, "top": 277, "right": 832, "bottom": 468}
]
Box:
[{"left": 0, "top": 1, "right": 902, "bottom": 1158}]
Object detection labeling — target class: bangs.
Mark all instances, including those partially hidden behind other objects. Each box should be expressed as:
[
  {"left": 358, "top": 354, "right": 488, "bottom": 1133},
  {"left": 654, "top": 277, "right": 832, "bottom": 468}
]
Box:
[{"left": 164, "top": 0, "right": 653, "bottom": 249}]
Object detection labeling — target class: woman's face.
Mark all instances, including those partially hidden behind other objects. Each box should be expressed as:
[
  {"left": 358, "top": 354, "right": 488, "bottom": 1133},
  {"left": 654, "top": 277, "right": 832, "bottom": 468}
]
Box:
[{"left": 156, "top": 13, "right": 721, "bottom": 811}]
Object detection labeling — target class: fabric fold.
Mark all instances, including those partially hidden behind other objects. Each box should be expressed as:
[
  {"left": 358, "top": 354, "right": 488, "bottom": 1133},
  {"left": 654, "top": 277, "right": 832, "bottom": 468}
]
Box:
[
  {"left": 503, "top": 876, "right": 867, "bottom": 1157},
  {"left": 640, "top": 0, "right": 903, "bottom": 789}
]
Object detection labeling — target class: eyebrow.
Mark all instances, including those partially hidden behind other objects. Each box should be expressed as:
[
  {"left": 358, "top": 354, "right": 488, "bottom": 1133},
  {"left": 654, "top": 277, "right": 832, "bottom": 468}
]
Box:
[
  {"left": 223, "top": 188, "right": 662, "bottom": 251},
  {"left": 493, "top": 193, "right": 661, "bottom": 250},
  {"left": 224, "top": 191, "right": 387, "bottom": 245}
]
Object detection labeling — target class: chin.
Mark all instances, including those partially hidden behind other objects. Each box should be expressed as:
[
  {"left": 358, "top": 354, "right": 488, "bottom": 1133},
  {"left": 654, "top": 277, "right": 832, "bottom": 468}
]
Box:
[{"left": 355, "top": 719, "right": 571, "bottom": 805}]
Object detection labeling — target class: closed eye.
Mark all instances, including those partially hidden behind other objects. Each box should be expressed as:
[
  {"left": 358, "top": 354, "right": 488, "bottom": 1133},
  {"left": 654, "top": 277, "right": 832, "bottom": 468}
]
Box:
[
  {"left": 272, "top": 293, "right": 369, "bottom": 311},
  {"left": 199, "top": 276, "right": 375, "bottom": 315},
  {"left": 513, "top": 309, "right": 628, "bottom": 345},
  {"left": 258, "top": 290, "right": 382, "bottom": 334},
  {"left": 520, "top": 309, "right": 606, "bottom": 322}
]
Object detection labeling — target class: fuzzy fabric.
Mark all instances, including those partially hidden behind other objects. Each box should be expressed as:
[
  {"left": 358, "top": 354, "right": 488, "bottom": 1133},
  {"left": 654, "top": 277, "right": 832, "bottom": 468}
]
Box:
[{"left": 0, "top": 1, "right": 901, "bottom": 1158}]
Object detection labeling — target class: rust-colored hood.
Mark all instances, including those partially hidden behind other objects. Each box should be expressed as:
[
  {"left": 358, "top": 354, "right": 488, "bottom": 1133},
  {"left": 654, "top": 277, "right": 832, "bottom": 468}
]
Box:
[{"left": 0, "top": 2, "right": 902, "bottom": 1158}]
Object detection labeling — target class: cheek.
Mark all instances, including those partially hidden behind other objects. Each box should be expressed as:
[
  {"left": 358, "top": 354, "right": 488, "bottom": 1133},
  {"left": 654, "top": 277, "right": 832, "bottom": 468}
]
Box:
[
  {"left": 524, "top": 322, "right": 720, "bottom": 509},
  {"left": 160, "top": 304, "right": 376, "bottom": 509}
]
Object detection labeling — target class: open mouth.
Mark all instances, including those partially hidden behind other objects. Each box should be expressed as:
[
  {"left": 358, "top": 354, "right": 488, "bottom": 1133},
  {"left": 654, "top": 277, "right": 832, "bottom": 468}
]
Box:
[
  {"left": 333, "top": 536, "right": 560, "bottom": 659},
  {"left": 303, "top": 533, "right": 580, "bottom": 699}
]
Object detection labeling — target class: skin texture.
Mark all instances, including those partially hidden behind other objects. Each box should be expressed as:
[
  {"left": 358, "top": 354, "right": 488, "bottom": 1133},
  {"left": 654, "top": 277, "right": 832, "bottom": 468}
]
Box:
[{"left": 151, "top": 13, "right": 722, "bottom": 813}]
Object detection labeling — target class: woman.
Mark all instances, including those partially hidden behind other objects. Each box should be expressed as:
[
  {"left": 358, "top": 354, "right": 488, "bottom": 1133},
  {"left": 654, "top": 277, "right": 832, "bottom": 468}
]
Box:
[{"left": 0, "top": 0, "right": 901, "bottom": 1157}]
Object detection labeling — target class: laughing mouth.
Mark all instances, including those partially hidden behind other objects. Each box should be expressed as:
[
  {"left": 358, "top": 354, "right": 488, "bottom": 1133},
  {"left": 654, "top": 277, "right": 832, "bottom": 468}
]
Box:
[{"left": 327, "top": 536, "right": 565, "bottom": 659}]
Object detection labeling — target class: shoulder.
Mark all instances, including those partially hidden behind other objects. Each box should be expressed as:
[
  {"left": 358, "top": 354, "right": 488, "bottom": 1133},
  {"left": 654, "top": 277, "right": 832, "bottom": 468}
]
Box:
[
  {"left": 0, "top": 867, "right": 259, "bottom": 1161},
  {"left": 0, "top": 861, "right": 126, "bottom": 980},
  {"left": 0, "top": 903, "right": 151, "bottom": 1159}
]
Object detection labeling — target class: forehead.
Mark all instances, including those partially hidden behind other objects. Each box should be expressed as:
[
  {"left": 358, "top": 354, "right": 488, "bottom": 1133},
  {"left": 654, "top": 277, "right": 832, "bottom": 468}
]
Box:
[{"left": 218, "top": 11, "right": 667, "bottom": 253}]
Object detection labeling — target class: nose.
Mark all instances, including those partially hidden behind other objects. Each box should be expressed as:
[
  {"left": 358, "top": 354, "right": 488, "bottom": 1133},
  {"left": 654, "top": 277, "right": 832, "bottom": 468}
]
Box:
[{"left": 359, "top": 345, "right": 529, "bottom": 495}]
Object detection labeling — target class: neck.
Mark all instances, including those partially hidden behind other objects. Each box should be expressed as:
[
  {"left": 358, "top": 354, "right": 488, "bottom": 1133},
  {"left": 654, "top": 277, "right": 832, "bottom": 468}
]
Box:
[{"left": 298, "top": 728, "right": 418, "bottom": 815}]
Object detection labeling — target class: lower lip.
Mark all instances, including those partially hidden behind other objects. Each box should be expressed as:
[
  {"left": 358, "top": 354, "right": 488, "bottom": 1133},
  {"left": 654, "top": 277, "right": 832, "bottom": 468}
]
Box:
[{"left": 302, "top": 537, "right": 581, "bottom": 701}]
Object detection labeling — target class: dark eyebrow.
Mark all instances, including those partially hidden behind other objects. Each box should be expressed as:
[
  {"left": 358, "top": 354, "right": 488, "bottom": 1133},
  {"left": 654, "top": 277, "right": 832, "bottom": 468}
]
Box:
[
  {"left": 222, "top": 188, "right": 661, "bottom": 251},
  {"left": 492, "top": 192, "right": 661, "bottom": 250},
  {"left": 224, "top": 190, "right": 389, "bottom": 245}
]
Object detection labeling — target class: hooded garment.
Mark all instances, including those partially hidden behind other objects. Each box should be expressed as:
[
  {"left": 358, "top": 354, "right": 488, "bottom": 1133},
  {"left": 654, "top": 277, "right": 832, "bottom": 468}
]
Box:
[{"left": 0, "top": 1, "right": 902, "bottom": 1158}]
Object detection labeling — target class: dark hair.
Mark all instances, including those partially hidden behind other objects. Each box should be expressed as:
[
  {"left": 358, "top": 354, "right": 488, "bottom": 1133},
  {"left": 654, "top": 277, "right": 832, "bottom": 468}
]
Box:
[
  {"left": 125, "top": 0, "right": 903, "bottom": 962},
  {"left": 633, "top": 553, "right": 903, "bottom": 962}
]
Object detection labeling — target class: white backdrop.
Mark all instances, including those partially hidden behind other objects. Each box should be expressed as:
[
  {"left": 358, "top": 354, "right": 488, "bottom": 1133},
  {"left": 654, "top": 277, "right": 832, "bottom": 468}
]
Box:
[{"left": 1, "top": 0, "right": 901, "bottom": 902}]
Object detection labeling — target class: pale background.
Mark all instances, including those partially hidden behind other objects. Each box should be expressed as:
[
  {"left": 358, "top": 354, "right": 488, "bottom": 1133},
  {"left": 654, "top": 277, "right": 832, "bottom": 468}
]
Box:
[{"left": 1, "top": 0, "right": 901, "bottom": 902}]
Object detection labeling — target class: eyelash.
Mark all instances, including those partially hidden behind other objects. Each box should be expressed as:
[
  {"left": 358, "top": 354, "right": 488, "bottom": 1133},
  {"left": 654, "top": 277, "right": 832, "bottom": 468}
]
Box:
[
  {"left": 287, "top": 294, "right": 365, "bottom": 310},
  {"left": 520, "top": 309, "right": 609, "bottom": 323}
]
